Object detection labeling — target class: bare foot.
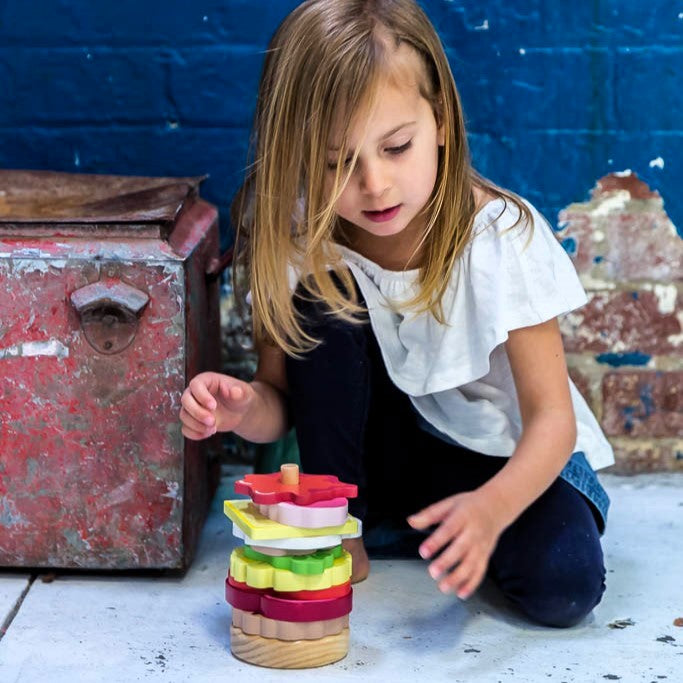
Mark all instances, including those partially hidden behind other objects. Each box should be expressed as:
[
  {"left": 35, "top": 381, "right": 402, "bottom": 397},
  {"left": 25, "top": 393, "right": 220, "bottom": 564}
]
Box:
[{"left": 343, "top": 537, "right": 370, "bottom": 584}]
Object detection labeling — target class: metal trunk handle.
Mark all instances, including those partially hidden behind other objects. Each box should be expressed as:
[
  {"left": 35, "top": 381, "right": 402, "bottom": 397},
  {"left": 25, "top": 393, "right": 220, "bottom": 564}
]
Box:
[{"left": 70, "top": 279, "right": 150, "bottom": 355}]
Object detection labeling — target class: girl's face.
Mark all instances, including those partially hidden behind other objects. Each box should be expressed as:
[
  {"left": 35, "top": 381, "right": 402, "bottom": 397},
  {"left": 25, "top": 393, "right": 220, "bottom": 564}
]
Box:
[{"left": 326, "top": 62, "right": 444, "bottom": 246}]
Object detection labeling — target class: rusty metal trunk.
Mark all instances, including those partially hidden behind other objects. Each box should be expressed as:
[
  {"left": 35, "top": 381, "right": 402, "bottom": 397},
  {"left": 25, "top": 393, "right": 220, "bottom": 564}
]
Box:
[{"left": 0, "top": 170, "right": 223, "bottom": 570}]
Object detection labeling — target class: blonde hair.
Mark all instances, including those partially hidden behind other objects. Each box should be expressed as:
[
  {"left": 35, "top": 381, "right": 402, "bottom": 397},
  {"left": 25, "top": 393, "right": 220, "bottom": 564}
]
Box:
[{"left": 232, "top": 0, "right": 532, "bottom": 355}]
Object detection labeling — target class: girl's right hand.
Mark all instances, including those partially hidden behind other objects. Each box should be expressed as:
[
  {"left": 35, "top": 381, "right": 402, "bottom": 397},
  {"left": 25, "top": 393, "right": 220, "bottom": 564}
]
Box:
[{"left": 179, "top": 372, "right": 254, "bottom": 440}]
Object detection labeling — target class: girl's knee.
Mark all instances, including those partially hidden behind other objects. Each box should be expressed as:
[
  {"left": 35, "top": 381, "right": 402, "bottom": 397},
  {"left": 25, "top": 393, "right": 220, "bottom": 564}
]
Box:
[
  {"left": 504, "top": 562, "right": 606, "bottom": 628},
  {"left": 523, "top": 576, "right": 605, "bottom": 628}
]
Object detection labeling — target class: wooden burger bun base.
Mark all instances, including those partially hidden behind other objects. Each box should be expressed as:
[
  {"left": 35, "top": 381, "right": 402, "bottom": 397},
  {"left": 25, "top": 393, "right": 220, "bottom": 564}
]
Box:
[{"left": 230, "top": 625, "right": 349, "bottom": 669}]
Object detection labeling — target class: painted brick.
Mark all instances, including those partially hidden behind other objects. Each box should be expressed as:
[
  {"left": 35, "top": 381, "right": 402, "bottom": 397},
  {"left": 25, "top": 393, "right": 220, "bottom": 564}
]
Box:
[
  {"left": 614, "top": 48, "right": 683, "bottom": 131},
  {"left": 473, "top": 132, "right": 681, "bottom": 231},
  {"left": 0, "top": 48, "right": 169, "bottom": 125},
  {"left": 427, "top": 0, "right": 682, "bottom": 49},
  {"left": 0, "top": 0, "right": 300, "bottom": 47},
  {"left": 605, "top": 2, "right": 683, "bottom": 46},
  {"left": 608, "top": 441, "right": 683, "bottom": 474},
  {"left": 1, "top": 3, "right": 683, "bottom": 233},
  {"left": 168, "top": 47, "right": 262, "bottom": 127},
  {"left": 468, "top": 131, "right": 609, "bottom": 217},
  {"left": 601, "top": 371, "right": 683, "bottom": 438},
  {"left": 456, "top": 48, "right": 612, "bottom": 134},
  {"left": 563, "top": 290, "right": 681, "bottom": 356},
  {"left": 428, "top": 1, "right": 612, "bottom": 48}
]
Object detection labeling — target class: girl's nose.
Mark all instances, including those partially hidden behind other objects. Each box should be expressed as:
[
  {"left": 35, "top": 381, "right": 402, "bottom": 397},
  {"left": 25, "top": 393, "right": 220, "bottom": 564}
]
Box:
[{"left": 360, "top": 160, "right": 390, "bottom": 197}]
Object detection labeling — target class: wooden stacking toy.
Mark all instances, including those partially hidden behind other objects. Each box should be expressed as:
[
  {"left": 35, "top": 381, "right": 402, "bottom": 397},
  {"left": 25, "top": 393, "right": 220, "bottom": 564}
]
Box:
[{"left": 224, "top": 463, "right": 361, "bottom": 668}]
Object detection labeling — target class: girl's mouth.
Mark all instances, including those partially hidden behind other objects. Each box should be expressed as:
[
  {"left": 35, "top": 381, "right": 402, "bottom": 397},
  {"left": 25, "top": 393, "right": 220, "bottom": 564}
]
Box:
[{"left": 362, "top": 205, "right": 401, "bottom": 223}]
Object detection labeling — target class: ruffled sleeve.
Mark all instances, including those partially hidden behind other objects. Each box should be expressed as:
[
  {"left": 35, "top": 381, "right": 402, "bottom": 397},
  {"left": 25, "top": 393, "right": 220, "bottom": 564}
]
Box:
[
  {"left": 340, "top": 196, "right": 588, "bottom": 397},
  {"left": 469, "top": 197, "right": 588, "bottom": 333}
]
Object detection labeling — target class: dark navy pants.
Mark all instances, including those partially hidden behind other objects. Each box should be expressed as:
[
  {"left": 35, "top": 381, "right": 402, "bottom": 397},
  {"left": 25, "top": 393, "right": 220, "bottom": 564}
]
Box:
[{"left": 285, "top": 286, "right": 606, "bottom": 628}]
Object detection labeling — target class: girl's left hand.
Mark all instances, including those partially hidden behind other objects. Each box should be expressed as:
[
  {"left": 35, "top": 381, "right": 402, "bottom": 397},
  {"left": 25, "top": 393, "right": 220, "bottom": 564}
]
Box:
[{"left": 407, "top": 490, "right": 507, "bottom": 600}]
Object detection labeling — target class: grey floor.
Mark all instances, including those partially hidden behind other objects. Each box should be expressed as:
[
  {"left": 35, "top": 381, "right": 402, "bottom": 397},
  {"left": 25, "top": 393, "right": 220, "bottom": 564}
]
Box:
[{"left": 0, "top": 470, "right": 681, "bottom": 683}]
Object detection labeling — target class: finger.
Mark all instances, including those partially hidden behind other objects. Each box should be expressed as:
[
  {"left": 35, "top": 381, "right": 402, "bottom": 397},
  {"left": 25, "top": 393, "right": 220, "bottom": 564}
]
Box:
[
  {"left": 180, "top": 406, "right": 214, "bottom": 432},
  {"left": 417, "top": 510, "right": 466, "bottom": 560},
  {"left": 455, "top": 559, "right": 488, "bottom": 600},
  {"left": 406, "top": 495, "right": 457, "bottom": 530},
  {"left": 219, "top": 378, "right": 251, "bottom": 408},
  {"left": 181, "top": 391, "right": 215, "bottom": 426},
  {"left": 181, "top": 423, "right": 216, "bottom": 441},
  {"left": 427, "top": 534, "right": 469, "bottom": 580},
  {"left": 188, "top": 377, "right": 218, "bottom": 412},
  {"left": 437, "top": 550, "right": 479, "bottom": 595}
]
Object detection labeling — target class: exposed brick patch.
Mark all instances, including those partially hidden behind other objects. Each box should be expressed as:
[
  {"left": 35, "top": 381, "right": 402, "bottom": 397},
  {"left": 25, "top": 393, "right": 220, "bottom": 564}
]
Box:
[
  {"left": 602, "top": 371, "right": 683, "bottom": 437},
  {"left": 607, "top": 441, "right": 683, "bottom": 474},
  {"left": 568, "top": 366, "right": 592, "bottom": 404},
  {"left": 592, "top": 172, "right": 660, "bottom": 200},
  {"left": 558, "top": 172, "right": 682, "bottom": 283},
  {"left": 602, "top": 213, "right": 683, "bottom": 281},
  {"left": 562, "top": 290, "right": 681, "bottom": 355},
  {"left": 557, "top": 211, "right": 596, "bottom": 273}
]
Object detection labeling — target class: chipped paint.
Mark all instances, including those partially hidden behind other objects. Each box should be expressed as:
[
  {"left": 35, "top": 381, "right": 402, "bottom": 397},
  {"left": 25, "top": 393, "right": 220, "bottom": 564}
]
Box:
[
  {"left": 590, "top": 190, "right": 631, "bottom": 216},
  {"left": 0, "top": 177, "right": 221, "bottom": 569},
  {"left": 0, "top": 339, "right": 69, "bottom": 360},
  {"left": 578, "top": 273, "right": 616, "bottom": 290},
  {"left": 652, "top": 284, "right": 677, "bottom": 314},
  {"left": 0, "top": 499, "right": 30, "bottom": 527},
  {"left": 561, "top": 237, "right": 577, "bottom": 254},
  {"left": 667, "top": 311, "right": 683, "bottom": 346},
  {"left": 560, "top": 171, "right": 682, "bottom": 472},
  {"left": 596, "top": 352, "right": 652, "bottom": 367},
  {"left": 13, "top": 259, "right": 68, "bottom": 274},
  {"left": 649, "top": 157, "right": 665, "bottom": 169},
  {"left": 162, "top": 482, "right": 181, "bottom": 500},
  {"left": 63, "top": 528, "right": 92, "bottom": 552}
]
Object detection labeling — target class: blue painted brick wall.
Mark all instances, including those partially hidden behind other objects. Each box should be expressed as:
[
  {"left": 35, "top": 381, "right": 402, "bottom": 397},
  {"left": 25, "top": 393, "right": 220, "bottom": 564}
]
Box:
[{"left": 1, "top": 0, "right": 681, "bottom": 243}]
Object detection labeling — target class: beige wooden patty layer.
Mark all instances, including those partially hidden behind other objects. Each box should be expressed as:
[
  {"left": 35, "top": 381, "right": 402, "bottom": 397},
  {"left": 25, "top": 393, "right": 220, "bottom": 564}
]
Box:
[{"left": 231, "top": 608, "right": 349, "bottom": 640}]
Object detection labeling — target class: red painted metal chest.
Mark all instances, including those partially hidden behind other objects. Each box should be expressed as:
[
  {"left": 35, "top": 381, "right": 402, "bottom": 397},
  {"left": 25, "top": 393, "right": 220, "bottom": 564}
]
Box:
[{"left": 0, "top": 170, "right": 222, "bottom": 570}]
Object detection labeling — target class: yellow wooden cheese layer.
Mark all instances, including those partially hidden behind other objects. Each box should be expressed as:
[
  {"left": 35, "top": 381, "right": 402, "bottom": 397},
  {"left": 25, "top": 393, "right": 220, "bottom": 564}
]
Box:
[{"left": 229, "top": 546, "right": 352, "bottom": 591}]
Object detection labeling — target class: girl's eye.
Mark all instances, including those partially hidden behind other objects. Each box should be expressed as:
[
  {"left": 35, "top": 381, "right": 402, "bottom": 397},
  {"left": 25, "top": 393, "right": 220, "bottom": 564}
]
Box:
[
  {"left": 326, "top": 140, "right": 412, "bottom": 170},
  {"left": 327, "top": 158, "right": 351, "bottom": 171},
  {"left": 386, "top": 140, "right": 412, "bottom": 155}
]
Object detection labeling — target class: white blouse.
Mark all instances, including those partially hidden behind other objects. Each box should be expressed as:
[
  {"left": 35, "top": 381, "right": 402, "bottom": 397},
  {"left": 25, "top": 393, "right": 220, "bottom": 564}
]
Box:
[{"left": 338, "top": 197, "right": 615, "bottom": 470}]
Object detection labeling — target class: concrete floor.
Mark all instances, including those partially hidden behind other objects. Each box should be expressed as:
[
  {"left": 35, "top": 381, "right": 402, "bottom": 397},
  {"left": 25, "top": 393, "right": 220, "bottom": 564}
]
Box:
[{"left": 0, "top": 470, "right": 681, "bottom": 683}]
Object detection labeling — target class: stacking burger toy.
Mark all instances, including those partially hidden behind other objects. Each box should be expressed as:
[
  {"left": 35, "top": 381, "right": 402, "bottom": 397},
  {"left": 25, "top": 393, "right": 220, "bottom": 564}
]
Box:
[{"left": 224, "top": 463, "right": 361, "bottom": 668}]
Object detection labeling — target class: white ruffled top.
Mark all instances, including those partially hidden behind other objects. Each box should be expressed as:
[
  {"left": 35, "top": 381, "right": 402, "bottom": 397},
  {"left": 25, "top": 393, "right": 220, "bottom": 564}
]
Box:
[{"left": 338, "top": 197, "right": 615, "bottom": 470}]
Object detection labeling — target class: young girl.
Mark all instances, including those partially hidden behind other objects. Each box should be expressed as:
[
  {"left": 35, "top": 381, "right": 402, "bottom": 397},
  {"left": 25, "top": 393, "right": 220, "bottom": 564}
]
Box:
[{"left": 180, "top": 0, "right": 613, "bottom": 628}]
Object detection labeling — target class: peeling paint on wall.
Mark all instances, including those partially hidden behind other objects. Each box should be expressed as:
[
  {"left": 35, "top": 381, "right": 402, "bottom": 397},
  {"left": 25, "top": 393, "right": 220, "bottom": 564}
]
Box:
[
  {"left": 652, "top": 284, "right": 677, "bottom": 315},
  {"left": 590, "top": 190, "right": 631, "bottom": 217},
  {"left": 558, "top": 172, "right": 682, "bottom": 472}
]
